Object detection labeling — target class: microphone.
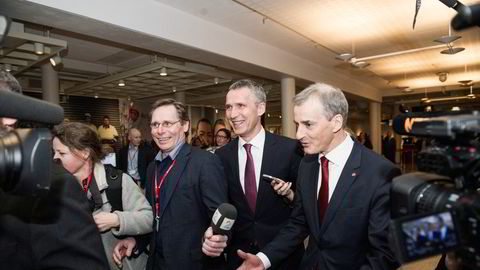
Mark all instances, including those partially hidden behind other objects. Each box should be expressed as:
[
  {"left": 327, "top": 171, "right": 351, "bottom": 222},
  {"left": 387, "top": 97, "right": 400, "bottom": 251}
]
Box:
[
  {"left": 0, "top": 90, "right": 64, "bottom": 125},
  {"left": 211, "top": 203, "right": 237, "bottom": 235},
  {"left": 451, "top": 4, "right": 480, "bottom": 30},
  {"left": 392, "top": 111, "right": 480, "bottom": 138}
]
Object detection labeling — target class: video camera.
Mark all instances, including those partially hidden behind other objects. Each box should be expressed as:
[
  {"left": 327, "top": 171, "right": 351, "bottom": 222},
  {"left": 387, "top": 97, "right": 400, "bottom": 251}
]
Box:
[
  {"left": 0, "top": 87, "right": 64, "bottom": 197},
  {"left": 388, "top": 111, "right": 480, "bottom": 269}
]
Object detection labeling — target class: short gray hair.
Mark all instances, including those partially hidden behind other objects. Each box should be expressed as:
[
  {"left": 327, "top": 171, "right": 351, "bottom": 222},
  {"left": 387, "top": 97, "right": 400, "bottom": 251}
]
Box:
[
  {"left": 293, "top": 83, "right": 349, "bottom": 128},
  {"left": 228, "top": 79, "right": 266, "bottom": 103},
  {"left": 0, "top": 68, "right": 22, "bottom": 93}
]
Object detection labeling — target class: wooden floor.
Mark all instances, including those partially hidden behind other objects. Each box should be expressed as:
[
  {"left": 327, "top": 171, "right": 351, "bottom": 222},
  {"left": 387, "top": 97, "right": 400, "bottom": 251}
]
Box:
[{"left": 398, "top": 256, "right": 441, "bottom": 270}]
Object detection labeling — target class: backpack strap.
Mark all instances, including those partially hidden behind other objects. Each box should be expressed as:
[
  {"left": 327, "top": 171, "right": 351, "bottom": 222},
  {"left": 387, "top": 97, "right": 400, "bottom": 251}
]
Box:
[{"left": 104, "top": 164, "right": 123, "bottom": 212}]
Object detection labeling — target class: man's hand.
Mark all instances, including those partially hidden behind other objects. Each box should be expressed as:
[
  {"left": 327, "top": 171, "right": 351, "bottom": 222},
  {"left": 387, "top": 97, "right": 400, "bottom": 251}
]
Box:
[
  {"left": 93, "top": 212, "right": 120, "bottom": 232},
  {"left": 271, "top": 178, "right": 294, "bottom": 202},
  {"left": 113, "top": 237, "right": 136, "bottom": 267},
  {"left": 202, "top": 227, "right": 228, "bottom": 257},
  {"left": 236, "top": 250, "right": 265, "bottom": 270}
]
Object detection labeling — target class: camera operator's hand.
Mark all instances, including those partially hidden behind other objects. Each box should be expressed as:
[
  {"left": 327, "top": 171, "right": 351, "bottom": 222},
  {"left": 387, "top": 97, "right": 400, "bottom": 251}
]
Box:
[
  {"left": 445, "top": 252, "right": 462, "bottom": 270},
  {"left": 93, "top": 212, "right": 120, "bottom": 232}
]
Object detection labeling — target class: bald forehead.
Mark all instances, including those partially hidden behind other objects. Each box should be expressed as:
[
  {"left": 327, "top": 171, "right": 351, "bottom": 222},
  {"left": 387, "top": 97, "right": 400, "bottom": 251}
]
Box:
[{"left": 129, "top": 128, "right": 141, "bottom": 137}]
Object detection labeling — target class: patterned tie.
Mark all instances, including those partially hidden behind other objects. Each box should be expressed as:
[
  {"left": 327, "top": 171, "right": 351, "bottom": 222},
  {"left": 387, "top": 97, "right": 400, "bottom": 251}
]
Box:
[
  {"left": 244, "top": 143, "right": 257, "bottom": 214},
  {"left": 318, "top": 156, "right": 329, "bottom": 224}
]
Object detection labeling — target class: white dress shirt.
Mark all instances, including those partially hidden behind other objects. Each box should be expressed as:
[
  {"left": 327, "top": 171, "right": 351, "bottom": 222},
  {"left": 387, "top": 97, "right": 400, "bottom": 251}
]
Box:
[
  {"left": 258, "top": 132, "right": 354, "bottom": 269},
  {"left": 317, "top": 134, "right": 354, "bottom": 201},
  {"left": 238, "top": 128, "right": 266, "bottom": 193}
]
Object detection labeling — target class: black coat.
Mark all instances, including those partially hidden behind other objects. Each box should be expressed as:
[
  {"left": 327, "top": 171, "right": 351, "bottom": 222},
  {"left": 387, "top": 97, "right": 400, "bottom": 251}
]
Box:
[
  {"left": 262, "top": 142, "right": 401, "bottom": 269},
  {"left": 216, "top": 132, "right": 304, "bottom": 269},
  {"left": 0, "top": 163, "right": 109, "bottom": 270},
  {"left": 117, "top": 143, "right": 154, "bottom": 188},
  {"left": 141, "top": 143, "right": 228, "bottom": 270}
]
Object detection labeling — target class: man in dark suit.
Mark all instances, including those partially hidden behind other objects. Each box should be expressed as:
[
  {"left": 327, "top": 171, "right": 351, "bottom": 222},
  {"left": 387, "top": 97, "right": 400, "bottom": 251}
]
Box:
[
  {"left": 113, "top": 98, "right": 228, "bottom": 269},
  {"left": 117, "top": 128, "right": 154, "bottom": 188},
  {"left": 237, "top": 82, "right": 400, "bottom": 270},
  {"left": 216, "top": 79, "right": 304, "bottom": 269}
]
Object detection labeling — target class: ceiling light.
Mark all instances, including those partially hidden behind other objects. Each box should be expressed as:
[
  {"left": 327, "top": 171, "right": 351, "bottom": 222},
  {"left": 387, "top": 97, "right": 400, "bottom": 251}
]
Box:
[
  {"left": 94, "top": 93, "right": 99, "bottom": 98},
  {"left": 279, "top": 115, "right": 282, "bottom": 119},
  {"left": 49, "top": 55, "right": 62, "bottom": 66},
  {"left": 440, "top": 47, "right": 464, "bottom": 54},
  {"left": 215, "top": 109, "right": 219, "bottom": 114},
  {"left": 451, "top": 106, "right": 461, "bottom": 111},
  {"left": 459, "top": 80, "right": 473, "bottom": 86},
  {"left": 467, "top": 85, "right": 476, "bottom": 99},
  {"left": 33, "top": 42, "right": 44, "bottom": 55},
  {"left": 160, "top": 67, "right": 167, "bottom": 76},
  {"left": 267, "top": 113, "right": 270, "bottom": 117},
  {"left": 214, "top": 77, "right": 219, "bottom": 84},
  {"left": 118, "top": 80, "right": 125, "bottom": 87},
  {"left": 335, "top": 53, "right": 354, "bottom": 62},
  {"left": 172, "top": 86, "right": 176, "bottom": 92},
  {"left": 4, "top": 63, "right": 11, "bottom": 72},
  {"left": 352, "top": 61, "right": 370, "bottom": 68},
  {"left": 433, "top": 35, "right": 461, "bottom": 44}
]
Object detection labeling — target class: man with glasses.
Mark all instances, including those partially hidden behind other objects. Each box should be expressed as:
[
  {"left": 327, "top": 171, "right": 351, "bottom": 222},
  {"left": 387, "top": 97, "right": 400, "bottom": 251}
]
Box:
[{"left": 113, "top": 98, "right": 229, "bottom": 269}]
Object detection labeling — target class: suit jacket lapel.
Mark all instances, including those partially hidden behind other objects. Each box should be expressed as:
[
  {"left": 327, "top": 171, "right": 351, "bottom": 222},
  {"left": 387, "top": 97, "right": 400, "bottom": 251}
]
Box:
[
  {"left": 160, "top": 144, "right": 190, "bottom": 220},
  {"left": 305, "top": 157, "right": 321, "bottom": 236},
  {"left": 256, "top": 132, "right": 276, "bottom": 214},
  {"left": 319, "top": 142, "right": 361, "bottom": 235}
]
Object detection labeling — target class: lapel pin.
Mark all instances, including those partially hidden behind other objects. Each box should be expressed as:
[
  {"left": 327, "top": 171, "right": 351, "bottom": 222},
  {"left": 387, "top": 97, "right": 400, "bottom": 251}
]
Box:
[{"left": 352, "top": 172, "right": 357, "bottom": 177}]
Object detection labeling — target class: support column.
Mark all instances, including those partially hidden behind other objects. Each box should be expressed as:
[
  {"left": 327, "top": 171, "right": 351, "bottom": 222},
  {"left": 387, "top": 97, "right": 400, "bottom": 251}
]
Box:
[
  {"left": 369, "top": 101, "right": 381, "bottom": 154},
  {"left": 393, "top": 104, "right": 402, "bottom": 164},
  {"left": 41, "top": 63, "right": 59, "bottom": 104},
  {"left": 174, "top": 91, "right": 185, "bottom": 104},
  {"left": 281, "top": 77, "right": 295, "bottom": 139}
]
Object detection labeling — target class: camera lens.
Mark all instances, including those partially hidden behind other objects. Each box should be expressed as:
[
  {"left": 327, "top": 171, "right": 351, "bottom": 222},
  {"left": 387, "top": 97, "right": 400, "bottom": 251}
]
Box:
[{"left": 0, "top": 131, "right": 23, "bottom": 191}]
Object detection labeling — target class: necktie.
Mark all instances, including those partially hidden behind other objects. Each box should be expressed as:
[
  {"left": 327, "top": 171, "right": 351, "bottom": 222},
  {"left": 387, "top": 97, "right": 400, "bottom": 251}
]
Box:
[
  {"left": 244, "top": 143, "right": 257, "bottom": 214},
  {"left": 318, "top": 156, "right": 329, "bottom": 224}
]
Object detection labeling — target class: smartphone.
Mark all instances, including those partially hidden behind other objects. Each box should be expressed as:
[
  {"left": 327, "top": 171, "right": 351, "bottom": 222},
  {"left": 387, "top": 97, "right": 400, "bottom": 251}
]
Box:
[{"left": 262, "top": 174, "right": 278, "bottom": 184}]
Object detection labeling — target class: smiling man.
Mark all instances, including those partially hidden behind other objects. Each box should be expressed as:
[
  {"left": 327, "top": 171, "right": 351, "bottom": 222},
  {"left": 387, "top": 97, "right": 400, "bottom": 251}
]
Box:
[
  {"left": 216, "top": 79, "right": 304, "bottom": 269},
  {"left": 113, "top": 98, "right": 229, "bottom": 269},
  {"left": 237, "top": 82, "right": 400, "bottom": 270}
]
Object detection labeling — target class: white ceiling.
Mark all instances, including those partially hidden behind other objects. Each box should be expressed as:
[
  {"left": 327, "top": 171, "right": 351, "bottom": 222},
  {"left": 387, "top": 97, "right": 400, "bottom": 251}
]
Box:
[{"left": 2, "top": 0, "right": 480, "bottom": 113}]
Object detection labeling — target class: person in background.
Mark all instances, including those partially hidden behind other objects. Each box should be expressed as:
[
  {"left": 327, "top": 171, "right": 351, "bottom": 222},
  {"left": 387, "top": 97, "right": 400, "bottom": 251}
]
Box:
[
  {"left": 0, "top": 68, "right": 109, "bottom": 269},
  {"left": 384, "top": 130, "right": 396, "bottom": 163},
  {"left": 191, "top": 118, "right": 213, "bottom": 149},
  {"left": 112, "top": 98, "right": 229, "bottom": 270},
  {"left": 117, "top": 128, "right": 154, "bottom": 188},
  {"left": 98, "top": 116, "right": 119, "bottom": 145},
  {"left": 85, "top": 112, "right": 97, "bottom": 133},
  {"left": 214, "top": 118, "right": 227, "bottom": 135},
  {"left": 207, "top": 128, "right": 232, "bottom": 153},
  {"left": 52, "top": 122, "right": 153, "bottom": 270},
  {"left": 237, "top": 82, "right": 400, "bottom": 270},
  {"left": 357, "top": 131, "right": 373, "bottom": 149},
  {"left": 216, "top": 79, "right": 304, "bottom": 269}
]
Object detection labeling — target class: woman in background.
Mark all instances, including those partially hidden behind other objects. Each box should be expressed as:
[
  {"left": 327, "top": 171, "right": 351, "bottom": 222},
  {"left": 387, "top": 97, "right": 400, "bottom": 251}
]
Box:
[
  {"left": 52, "top": 122, "right": 152, "bottom": 270},
  {"left": 207, "top": 128, "right": 232, "bottom": 153}
]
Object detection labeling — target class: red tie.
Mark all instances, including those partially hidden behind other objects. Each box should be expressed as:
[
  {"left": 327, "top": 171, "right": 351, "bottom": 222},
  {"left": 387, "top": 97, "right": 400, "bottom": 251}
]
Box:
[
  {"left": 244, "top": 143, "right": 257, "bottom": 214},
  {"left": 318, "top": 156, "right": 329, "bottom": 223}
]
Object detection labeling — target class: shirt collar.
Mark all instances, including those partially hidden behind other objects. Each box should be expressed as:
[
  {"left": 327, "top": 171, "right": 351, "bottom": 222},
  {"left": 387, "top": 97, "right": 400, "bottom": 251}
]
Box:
[
  {"left": 238, "top": 127, "right": 265, "bottom": 151},
  {"left": 128, "top": 144, "right": 139, "bottom": 150},
  {"left": 320, "top": 132, "right": 354, "bottom": 166},
  {"left": 155, "top": 140, "right": 185, "bottom": 162}
]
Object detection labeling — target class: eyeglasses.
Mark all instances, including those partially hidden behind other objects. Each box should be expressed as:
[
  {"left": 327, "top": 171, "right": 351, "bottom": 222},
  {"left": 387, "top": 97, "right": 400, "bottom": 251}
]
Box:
[{"left": 150, "top": 120, "right": 181, "bottom": 129}]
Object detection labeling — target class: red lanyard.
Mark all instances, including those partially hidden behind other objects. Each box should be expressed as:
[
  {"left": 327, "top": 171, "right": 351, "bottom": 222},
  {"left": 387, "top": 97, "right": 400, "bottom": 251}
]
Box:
[
  {"left": 154, "top": 160, "right": 176, "bottom": 218},
  {"left": 83, "top": 174, "right": 93, "bottom": 193}
]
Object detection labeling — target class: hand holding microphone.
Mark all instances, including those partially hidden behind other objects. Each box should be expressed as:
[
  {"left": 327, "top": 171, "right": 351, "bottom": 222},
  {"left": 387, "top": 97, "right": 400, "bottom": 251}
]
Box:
[{"left": 202, "top": 203, "right": 237, "bottom": 257}]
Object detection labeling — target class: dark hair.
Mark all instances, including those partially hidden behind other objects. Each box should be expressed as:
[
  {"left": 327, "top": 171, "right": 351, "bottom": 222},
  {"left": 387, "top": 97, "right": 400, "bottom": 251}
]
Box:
[
  {"left": 197, "top": 118, "right": 212, "bottom": 130},
  {"left": 103, "top": 116, "right": 110, "bottom": 120},
  {"left": 0, "top": 68, "right": 22, "bottom": 93},
  {"left": 53, "top": 122, "right": 104, "bottom": 163},
  {"left": 215, "top": 128, "right": 231, "bottom": 145},
  {"left": 150, "top": 98, "right": 189, "bottom": 124},
  {"left": 214, "top": 119, "right": 225, "bottom": 127}
]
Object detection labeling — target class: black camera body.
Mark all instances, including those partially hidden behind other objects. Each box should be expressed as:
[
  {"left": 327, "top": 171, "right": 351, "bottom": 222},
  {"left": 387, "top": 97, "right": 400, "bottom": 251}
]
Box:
[{"left": 389, "top": 111, "right": 480, "bottom": 268}]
